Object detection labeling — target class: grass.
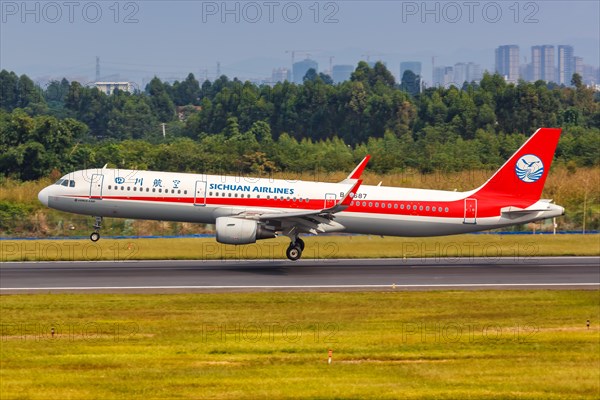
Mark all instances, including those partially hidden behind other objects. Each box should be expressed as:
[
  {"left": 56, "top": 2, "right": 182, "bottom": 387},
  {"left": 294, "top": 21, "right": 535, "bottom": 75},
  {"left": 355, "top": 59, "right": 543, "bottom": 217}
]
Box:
[
  {"left": 1, "top": 234, "right": 599, "bottom": 261},
  {"left": 1, "top": 291, "right": 599, "bottom": 399}
]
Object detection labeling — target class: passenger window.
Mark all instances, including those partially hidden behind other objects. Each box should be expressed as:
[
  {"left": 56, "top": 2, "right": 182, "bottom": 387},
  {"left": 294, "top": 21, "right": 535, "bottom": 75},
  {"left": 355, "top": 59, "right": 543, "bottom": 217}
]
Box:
[
  {"left": 159, "top": 189, "right": 162, "bottom": 193},
  {"left": 445, "top": 207, "right": 449, "bottom": 212},
  {"left": 121, "top": 186, "right": 125, "bottom": 190},
  {"left": 108, "top": 185, "right": 112, "bottom": 190},
  {"left": 133, "top": 187, "right": 137, "bottom": 191},
  {"left": 152, "top": 188, "right": 156, "bottom": 193}
]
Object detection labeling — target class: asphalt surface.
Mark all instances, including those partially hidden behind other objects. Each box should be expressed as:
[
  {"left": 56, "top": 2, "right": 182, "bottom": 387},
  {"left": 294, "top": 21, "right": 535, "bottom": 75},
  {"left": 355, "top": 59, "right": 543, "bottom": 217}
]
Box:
[{"left": 1, "top": 257, "right": 598, "bottom": 293}]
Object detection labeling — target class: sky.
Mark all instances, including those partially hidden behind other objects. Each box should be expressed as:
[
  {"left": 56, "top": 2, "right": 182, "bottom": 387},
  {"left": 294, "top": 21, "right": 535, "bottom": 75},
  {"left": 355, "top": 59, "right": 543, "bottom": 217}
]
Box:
[{"left": 1, "top": 0, "right": 599, "bottom": 85}]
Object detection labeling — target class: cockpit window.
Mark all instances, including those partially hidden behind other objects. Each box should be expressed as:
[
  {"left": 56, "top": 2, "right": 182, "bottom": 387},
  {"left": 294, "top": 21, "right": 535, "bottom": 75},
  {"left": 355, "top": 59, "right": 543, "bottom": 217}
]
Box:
[{"left": 54, "top": 179, "right": 75, "bottom": 187}]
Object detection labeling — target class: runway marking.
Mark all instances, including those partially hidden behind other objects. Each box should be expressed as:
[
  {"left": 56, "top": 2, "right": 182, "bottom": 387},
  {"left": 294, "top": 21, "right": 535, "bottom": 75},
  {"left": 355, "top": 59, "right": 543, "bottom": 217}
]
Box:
[{"left": 1, "top": 283, "right": 599, "bottom": 291}]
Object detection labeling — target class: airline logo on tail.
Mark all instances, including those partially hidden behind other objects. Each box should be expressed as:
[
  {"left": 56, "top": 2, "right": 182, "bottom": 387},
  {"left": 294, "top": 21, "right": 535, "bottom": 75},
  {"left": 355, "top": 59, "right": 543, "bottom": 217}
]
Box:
[{"left": 515, "top": 154, "right": 544, "bottom": 183}]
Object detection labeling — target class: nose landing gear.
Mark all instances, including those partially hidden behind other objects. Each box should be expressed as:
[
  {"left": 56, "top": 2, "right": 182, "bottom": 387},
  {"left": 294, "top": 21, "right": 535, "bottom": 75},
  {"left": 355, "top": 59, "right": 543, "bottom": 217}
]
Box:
[{"left": 90, "top": 216, "right": 102, "bottom": 242}]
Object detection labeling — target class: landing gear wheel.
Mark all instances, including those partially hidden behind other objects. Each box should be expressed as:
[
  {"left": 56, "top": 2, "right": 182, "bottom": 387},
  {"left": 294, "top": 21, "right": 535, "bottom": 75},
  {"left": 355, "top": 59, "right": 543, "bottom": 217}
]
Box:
[
  {"left": 296, "top": 237, "right": 305, "bottom": 251},
  {"left": 90, "top": 232, "right": 100, "bottom": 242},
  {"left": 286, "top": 244, "right": 302, "bottom": 261}
]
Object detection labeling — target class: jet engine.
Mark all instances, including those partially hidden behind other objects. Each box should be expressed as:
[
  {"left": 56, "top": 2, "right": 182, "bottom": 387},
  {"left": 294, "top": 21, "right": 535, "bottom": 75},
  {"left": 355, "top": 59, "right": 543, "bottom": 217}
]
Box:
[{"left": 215, "top": 217, "right": 277, "bottom": 245}]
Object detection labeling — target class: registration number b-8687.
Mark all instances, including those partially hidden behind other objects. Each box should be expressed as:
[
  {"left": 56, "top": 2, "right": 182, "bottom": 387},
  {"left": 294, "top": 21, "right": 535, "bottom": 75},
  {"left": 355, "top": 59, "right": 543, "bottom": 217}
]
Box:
[{"left": 340, "top": 192, "right": 367, "bottom": 199}]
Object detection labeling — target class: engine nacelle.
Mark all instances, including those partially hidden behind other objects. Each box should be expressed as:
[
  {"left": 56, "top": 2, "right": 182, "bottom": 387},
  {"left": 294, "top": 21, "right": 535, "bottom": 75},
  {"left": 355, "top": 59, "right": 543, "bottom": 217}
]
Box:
[{"left": 215, "top": 217, "right": 276, "bottom": 245}]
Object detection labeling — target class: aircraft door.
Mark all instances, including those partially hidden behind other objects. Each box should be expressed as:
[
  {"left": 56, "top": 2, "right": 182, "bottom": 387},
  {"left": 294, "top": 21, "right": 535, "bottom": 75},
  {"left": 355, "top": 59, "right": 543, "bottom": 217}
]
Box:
[
  {"left": 89, "top": 174, "right": 104, "bottom": 199},
  {"left": 464, "top": 198, "right": 477, "bottom": 224},
  {"left": 194, "top": 181, "right": 207, "bottom": 206},
  {"left": 324, "top": 193, "right": 337, "bottom": 209}
]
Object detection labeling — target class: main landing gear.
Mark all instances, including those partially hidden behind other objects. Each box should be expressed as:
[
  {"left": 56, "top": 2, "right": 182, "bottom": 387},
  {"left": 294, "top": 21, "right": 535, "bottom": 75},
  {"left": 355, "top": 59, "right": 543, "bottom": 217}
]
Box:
[
  {"left": 286, "top": 237, "right": 305, "bottom": 261},
  {"left": 90, "top": 216, "right": 102, "bottom": 242}
]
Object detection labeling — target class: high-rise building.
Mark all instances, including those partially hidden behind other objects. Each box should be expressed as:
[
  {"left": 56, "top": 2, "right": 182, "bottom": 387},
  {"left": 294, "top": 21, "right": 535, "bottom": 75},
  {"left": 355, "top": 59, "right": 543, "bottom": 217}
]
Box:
[
  {"left": 453, "top": 63, "right": 467, "bottom": 85},
  {"left": 292, "top": 59, "right": 318, "bottom": 83},
  {"left": 531, "top": 45, "right": 555, "bottom": 82},
  {"left": 332, "top": 65, "right": 354, "bottom": 83},
  {"left": 271, "top": 68, "right": 291, "bottom": 83},
  {"left": 466, "top": 62, "right": 483, "bottom": 82},
  {"left": 495, "top": 45, "right": 520, "bottom": 83},
  {"left": 574, "top": 57, "right": 584, "bottom": 77},
  {"left": 558, "top": 45, "right": 575, "bottom": 85},
  {"left": 433, "top": 66, "right": 454, "bottom": 87},
  {"left": 451, "top": 62, "right": 482, "bottom": 86},
  {"left": 400, "top": 61, "right": 422, "bottom": 80}
]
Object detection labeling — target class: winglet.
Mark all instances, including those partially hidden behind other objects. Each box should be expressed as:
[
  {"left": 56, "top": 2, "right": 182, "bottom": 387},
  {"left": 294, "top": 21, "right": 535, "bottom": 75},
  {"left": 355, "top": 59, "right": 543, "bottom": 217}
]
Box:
[{"left": 342, "top": 155, "right": 371, "bottom": 182}]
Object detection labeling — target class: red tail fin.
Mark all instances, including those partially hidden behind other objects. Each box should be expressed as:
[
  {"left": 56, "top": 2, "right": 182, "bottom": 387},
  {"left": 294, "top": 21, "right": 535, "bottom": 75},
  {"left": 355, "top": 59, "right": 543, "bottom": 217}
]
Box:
[{"left": 474, "top": 128, "right": 561, "bottom": 203}]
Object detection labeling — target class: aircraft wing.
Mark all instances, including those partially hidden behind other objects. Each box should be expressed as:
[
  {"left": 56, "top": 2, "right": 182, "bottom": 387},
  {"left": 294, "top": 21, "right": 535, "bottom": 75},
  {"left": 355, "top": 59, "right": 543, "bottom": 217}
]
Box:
[
  {"left": 238, "top": 179, "right": 362, "bottom": 235},
  {"left": 232, "top": 156, "right": 367, "bottom": 235},
  {"left": 255, "top": 179, "right": 362, "bottom": 220}
]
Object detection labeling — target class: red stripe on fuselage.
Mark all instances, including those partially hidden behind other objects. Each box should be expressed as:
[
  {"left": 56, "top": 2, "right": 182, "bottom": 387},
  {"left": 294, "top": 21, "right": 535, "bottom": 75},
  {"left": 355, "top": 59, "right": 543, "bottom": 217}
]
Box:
[{"left": 66, "top": 194, "right": 526, "bottom": 219}]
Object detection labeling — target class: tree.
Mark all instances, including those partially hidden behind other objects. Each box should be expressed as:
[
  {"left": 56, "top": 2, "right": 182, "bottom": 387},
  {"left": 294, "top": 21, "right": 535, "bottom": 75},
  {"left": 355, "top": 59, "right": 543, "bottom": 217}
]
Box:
[
  {"left": 303, "top": 68, "right": 319, "bottom": 82},
  {"left": 400, "top": 70, "right": 420, "bottom": 96},
  {"left": 173, "top": 73, "right": 200, "bottom": 105}
]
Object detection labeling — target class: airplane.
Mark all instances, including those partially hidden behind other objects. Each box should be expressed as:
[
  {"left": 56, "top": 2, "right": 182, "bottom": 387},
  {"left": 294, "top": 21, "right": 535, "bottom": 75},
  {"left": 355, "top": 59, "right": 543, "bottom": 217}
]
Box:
[{"left": 38, "top": 128, "right": 565, "bottom": 261}]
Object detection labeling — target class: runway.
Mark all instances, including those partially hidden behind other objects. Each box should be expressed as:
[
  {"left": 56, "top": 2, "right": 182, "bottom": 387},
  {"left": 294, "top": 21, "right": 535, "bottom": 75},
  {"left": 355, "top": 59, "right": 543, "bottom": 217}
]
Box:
[{"left": 1, "top": 257, "right": 598, "bottom": 293}]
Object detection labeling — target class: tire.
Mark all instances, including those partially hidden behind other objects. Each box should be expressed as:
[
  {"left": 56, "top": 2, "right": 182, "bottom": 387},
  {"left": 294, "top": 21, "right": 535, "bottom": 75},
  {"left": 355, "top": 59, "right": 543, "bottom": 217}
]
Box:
[
  {"left": 90, "top": 232, "right": 100, "bottom": 242},
  {"left": 296, "top": 238, "right": 305, "bottom": 251},
  {"left": 286, "top": 244, "right": 302, "bottom": 261}
]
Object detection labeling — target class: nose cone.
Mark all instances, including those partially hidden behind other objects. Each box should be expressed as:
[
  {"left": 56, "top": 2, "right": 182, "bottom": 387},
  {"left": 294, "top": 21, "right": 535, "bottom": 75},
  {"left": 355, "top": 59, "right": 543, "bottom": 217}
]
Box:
[{"left": 38, "top": 186, "right": 50, "bottom": 207}]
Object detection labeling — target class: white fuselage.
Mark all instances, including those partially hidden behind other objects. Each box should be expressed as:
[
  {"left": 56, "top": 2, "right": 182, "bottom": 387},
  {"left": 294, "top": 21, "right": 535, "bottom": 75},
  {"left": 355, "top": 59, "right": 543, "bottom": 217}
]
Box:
[{"left": 38, "top": 168, "right": 564, "bottom": 237}]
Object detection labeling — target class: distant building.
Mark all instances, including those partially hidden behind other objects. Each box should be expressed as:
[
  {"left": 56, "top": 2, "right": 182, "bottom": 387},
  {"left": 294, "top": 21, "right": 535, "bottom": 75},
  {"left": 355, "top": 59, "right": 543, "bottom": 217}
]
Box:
[
  {"left": 495, "top": 45, "right": 520, "bottom": 83},
  {"left": 292, "top": 59, "right": 318, "bottom": 83},
  {"left": 558, "top": 45, "right": 575, "bottom": 85},
  {"left": 582, "top": 64, "right": 598, "bottom": 86},
  {"left": 574, "top": 57, "right": 584, "bottom": 77},
  {"left": 400, "top": 61, "right": 422, "bottom": 80},
  {"left": 95, "top": 81, "right": 132, "bottom": 95},
  {"left": 531, "top": 45, "right": 555, "bottom": 82},
  {"left": 332, "top": 65, "right": 354, "bottom": 83},
  {"left": 453, "top": 63, "right": 467, "bottom": 85},
  {"left": 433, "top": 66, "right": 454, "bottom": 87},
  {"left": 271, "top": 67, "right": 291, "bottom": 83},
  {"left": 466, "top": 62, "right": 482, "bottom": 83}
]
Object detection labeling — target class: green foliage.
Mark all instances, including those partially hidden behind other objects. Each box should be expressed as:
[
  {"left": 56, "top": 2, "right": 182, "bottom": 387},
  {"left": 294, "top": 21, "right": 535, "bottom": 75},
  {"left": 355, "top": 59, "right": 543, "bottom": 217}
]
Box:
[
  {"left": 0, "top": 67, "right": 599, "bottom": 181},
  {"left": 0, "top": 200, "right": 33, "bottom": 233}
]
